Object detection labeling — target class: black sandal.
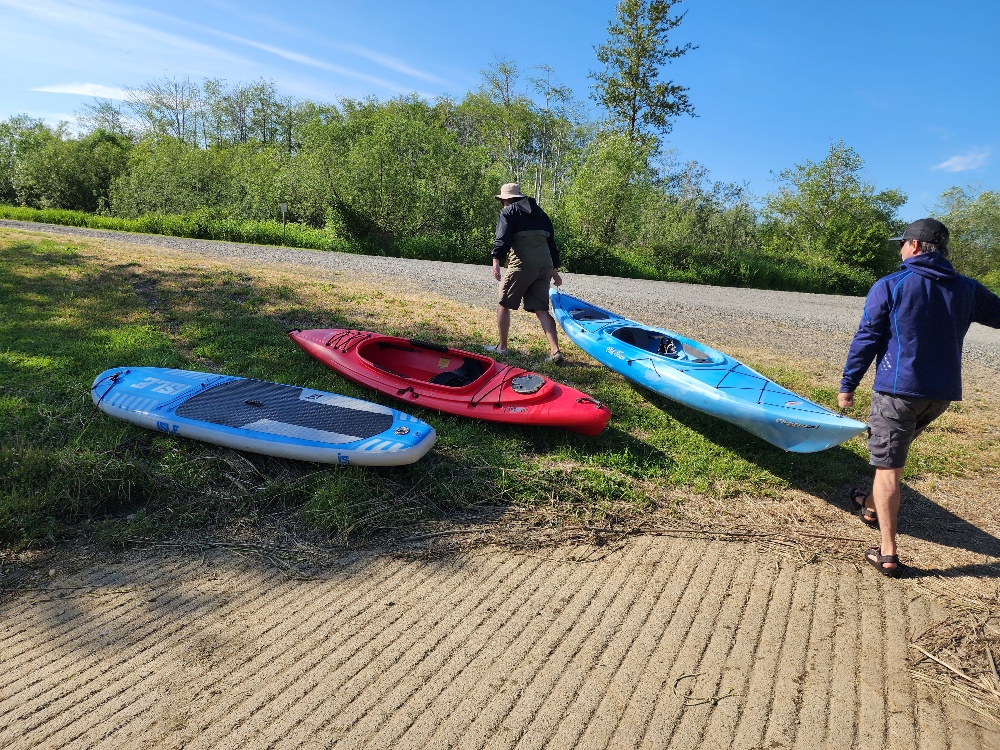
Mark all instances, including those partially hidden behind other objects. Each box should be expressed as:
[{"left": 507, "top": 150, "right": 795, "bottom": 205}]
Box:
[
  {"left": 850, "top": 487, "right": 878, "bottom": 527},
  {"left": 865, "top": 546, "right": 901, "bottom": 577}
]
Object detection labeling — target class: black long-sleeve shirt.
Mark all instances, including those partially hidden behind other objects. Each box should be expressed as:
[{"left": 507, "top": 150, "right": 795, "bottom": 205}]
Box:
[{"left": 492, "top": 197, "right": 560, "bottom": 269}]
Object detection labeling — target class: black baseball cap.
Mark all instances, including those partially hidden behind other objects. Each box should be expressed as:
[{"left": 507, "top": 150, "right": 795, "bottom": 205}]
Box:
[{"left": 890, "top": 218, "right": 950, "bottom": 254}]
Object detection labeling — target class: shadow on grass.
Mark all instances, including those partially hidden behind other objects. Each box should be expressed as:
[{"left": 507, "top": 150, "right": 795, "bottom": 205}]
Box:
[{"left": 638, "top": 386, "right": 1000, "bottom": 576}]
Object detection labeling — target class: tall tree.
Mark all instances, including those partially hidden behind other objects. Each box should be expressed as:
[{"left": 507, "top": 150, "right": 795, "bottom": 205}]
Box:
[
  {"left": 590, "top": 0, "right": 696, "bottom": 143},
  {"left": 479, "top": 59, "right": 537, "bottom": 183},
  {"left": 529, "top": 65, "right": 579, "bottom": 203},
  {"left": 763, "top": 141, "right": 906, "bottom": 275},
  {"left": 77, "top": 98, "right": 133, "bottom": 140},
  {"left": 125, "top": 77, "right": 204, "bottom": 145}
]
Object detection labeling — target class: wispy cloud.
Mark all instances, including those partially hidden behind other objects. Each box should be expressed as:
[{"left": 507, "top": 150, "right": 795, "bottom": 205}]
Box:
[
  {"left": 191, "top": 0, "right": 451, "bottom": 86},
  {"left": 207, "top": 29, "right": 407, "bottom": 92},
  {"left": 336, "top": 43, "right": 449, "bottom": 86},
  {"left": 32, "top": 83, "right": 127, "bottom": 99},
  {"left": 932, "top": 148, "right": 990, "bottom": 173},
  {"left": 0, "top": 0, "right": 250, "bottom": 67}
]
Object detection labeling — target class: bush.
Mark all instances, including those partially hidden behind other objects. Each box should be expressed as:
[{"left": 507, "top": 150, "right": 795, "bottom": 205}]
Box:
[{"left": 982, "top": 271, "right": 1000, "bottom": 295}]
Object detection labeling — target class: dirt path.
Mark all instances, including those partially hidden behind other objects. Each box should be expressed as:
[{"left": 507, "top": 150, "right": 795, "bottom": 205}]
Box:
[{"left": 2, "top": 537, "right": 994, "bottom": 750}]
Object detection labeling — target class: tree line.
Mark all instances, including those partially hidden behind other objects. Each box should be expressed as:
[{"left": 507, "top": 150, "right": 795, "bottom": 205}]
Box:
[{"left": 0, "top": 0, "right": 996, "bottom": 294}]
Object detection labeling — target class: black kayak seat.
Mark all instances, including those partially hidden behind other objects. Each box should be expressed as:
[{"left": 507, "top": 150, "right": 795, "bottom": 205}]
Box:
[
  {"left": 612, "top": 327, "right": 688, "bottom": 358},
  {"left": 428, "top": 357, "right": 486, "bottom": 387},
  {"left": 612, "top": 327, "right": 656, "bottom": 352},
  {"left": 571, "top": 308, "right": 610, "bottom": 321}
]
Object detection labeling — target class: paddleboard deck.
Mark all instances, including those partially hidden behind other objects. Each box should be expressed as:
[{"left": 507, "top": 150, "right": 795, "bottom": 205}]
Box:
[{"left": 91, "top": 367, "right": 436, "bottom": 465}]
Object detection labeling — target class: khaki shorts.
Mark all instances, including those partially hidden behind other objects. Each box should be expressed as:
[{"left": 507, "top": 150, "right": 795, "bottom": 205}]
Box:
[
  {"left": 867, "top": 392, "right": 951, "bottom": 469},
  {"left": 499, "top": 266, "right": 552, "bottom": 311}
]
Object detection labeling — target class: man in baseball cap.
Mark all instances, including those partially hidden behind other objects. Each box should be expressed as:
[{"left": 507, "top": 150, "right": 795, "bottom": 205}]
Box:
[
  {"left": 888, "top": 217, "right": 950, "bottom": 256},
  {"left": 839, "top": 217, "right": 1000, "bottom": 576}
]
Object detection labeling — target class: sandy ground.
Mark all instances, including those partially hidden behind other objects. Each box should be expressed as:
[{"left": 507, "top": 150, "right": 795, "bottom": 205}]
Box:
[{"left": 2, "top": 222, "right": 1000, "bottom": 748}]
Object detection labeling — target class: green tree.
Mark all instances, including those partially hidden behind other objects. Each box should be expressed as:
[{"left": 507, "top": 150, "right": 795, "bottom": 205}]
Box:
[
  {"left": 319, "top": 96, "right": 491, "bottom": 248},
  {"left": 202, "top": 78, "right": 287, "bottom": 148},
  {"left": 762, "top": 141, "right": 906, "bottom": 275},
  {"left": 643, "top": 156, "right": 759, "bottom": 278},
  {"left": 528, "top": 65, "right": 587, "bottom": 204},
  {"left": 77, "top": 98, "right": 134, "bottom": 141},
  {"left": 590, "top": 0, "right": 696, "bottom": 143},
  {"left": 124, "top": 76, "right": 205, "bottom": 146},
  {"left": 934, "top": 186, "right": 1000, "bottom": 279},
  {"left": 561, "top": 131, "right": 658, "bottom": 245},
  {"left": 109, "top": 136, "right": 230, "bottom": 216},
  {"left": 467, "top": 60, "right": 539, "bottom": 183},
  {"left": 0, "top": 116, "right": 60, "bottom": 205},
  {"left": 17, "top": 129, "right": 131, "bottom": 211}
]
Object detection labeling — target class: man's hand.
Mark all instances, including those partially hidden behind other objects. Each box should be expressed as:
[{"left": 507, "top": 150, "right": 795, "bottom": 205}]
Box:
[
  {"left": 551, "top": 270, "right": 562, "bottom": 287},
  {"left": 492, "top": 259, "right": 502, "bottom": 281},
  {"left": 837, "top": 391, "right": 855, "bottom": 409}
]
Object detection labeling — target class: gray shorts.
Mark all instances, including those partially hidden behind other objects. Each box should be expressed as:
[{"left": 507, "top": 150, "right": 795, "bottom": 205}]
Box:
[
  {"left": 867, "top": 392, "right": 951, "bottom": 469},
  {"left": 499, "top": 266, "right": 552, "bottom": 311}
]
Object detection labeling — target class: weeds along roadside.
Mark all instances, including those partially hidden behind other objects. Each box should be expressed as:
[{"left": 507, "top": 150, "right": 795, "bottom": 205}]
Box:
[{"left": 2, "top": 229, "right": 995, "bottom": 551}]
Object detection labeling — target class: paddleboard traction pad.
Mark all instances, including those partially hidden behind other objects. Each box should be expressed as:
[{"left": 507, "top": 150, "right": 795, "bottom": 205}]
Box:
[{"left": 175, "top": 378, "right": 393, "bottom": 440}]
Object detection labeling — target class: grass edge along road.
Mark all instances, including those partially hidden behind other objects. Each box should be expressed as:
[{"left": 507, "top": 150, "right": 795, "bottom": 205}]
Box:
[{"left": 2, "top": 227, "right": 997, "bottom": 552}]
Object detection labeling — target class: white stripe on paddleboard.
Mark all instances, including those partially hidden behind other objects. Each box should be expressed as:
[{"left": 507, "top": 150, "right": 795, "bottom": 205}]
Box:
[
  {"left": 239, "top": 419, "right": 365, "bottom": 445},
  {"left": 119, "top": 394, "right": 138, "bottom": 410},
  {"left": 297, "top": 390, "right": 394, "bottom": 415}
]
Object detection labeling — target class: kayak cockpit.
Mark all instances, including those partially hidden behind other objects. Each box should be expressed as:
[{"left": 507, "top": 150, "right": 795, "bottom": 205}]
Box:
[
  {"left": 611, "top": 326, "right": 715, "bottom": 363},
  {"left": 358, "top": 340, "right": 490, "bottom": 388}
]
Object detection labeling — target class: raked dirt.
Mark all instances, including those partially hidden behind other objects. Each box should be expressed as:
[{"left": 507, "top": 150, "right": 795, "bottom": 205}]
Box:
[{"left": 2, "top": 537, "right": 995, "bottom": 750}]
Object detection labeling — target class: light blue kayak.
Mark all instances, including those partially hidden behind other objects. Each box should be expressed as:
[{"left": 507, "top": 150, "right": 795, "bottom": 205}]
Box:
[
  {"left": 91, "top": 367, "right": 436, "bottom": 465},
  {"left": 550, "top": 289, "right": 866, "bottom": 453}
]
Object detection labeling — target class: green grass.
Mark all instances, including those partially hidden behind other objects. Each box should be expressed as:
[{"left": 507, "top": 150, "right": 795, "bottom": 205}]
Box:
[{"left": 6, "top": 230, "right": 989, "bottom": 550}]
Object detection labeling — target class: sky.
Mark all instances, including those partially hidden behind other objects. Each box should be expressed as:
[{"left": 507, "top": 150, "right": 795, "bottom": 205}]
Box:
[{"left": 1, "top": 0, "right": 998, "bottom": 218}]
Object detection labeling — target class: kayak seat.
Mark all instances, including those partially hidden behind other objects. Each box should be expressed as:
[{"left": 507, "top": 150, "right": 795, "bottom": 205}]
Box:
[
  {"left": 612, "top": 327, "right": 656, "bottom": 352},
  {"left": 428, "top": 357, "right": 486, "bottom": 387},
  {"left": 613, "top": 327, "right": 684, "bottom": 358}
]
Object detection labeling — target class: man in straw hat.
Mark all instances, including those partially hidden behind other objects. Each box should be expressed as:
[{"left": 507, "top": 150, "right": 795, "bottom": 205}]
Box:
[
  {"left": 487, "top": 183, "right": 564, "bottom": 362},
  {"left": 838, "top": 218, "right": 1000, "bottom": 576}
]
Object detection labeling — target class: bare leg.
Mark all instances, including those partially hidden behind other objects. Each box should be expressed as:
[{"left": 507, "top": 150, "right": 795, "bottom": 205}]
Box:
[
  {"left": 871, "top": 467, "right": 903, "bottom": 569},
  {"left": 534, "top": 310, "right": 560, "bottom": 355},
  {"left": 496, "top": 305, "right": 511, "bottom": 350}
]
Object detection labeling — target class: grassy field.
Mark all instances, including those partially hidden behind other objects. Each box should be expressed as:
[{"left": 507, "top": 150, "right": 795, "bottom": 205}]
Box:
[{"left": 2, "top": 227, "right": 997, "bottom": 550}]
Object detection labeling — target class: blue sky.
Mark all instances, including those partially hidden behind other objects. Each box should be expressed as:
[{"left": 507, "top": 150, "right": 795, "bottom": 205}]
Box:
[{"left": 1, "top": 0, "right": 997, "bottom": 218}]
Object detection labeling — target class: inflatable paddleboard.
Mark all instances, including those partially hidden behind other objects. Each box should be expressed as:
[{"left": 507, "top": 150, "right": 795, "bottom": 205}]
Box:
[{"left": 91, "top": 367, "right": 436, "bottom": 465}]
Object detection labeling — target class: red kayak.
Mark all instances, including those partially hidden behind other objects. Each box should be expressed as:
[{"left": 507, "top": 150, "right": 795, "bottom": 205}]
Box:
[{"left": 288, "top": 329, "right": 611, "bottom": 436}]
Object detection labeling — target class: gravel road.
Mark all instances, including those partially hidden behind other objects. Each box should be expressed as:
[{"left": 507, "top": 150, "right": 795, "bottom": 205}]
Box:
[{"left": 4, "top": 219, "right": 998, "bottom": 372}]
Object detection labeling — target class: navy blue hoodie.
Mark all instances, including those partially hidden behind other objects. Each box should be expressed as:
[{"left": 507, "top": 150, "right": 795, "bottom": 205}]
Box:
[{"left": 841, "top": 252, "right": 1000, "bottom": 401}]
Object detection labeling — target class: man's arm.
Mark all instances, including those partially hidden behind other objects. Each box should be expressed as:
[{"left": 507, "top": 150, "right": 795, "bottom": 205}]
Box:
[
  {"left": 973, "top": 281, "right": 1000, "bottom": 328},
  {"left": 492, "top": 208, "right": 513, "bottom": 264},
  {"left": 841, "top": 284, "right": 890, "bottom": 395}
]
